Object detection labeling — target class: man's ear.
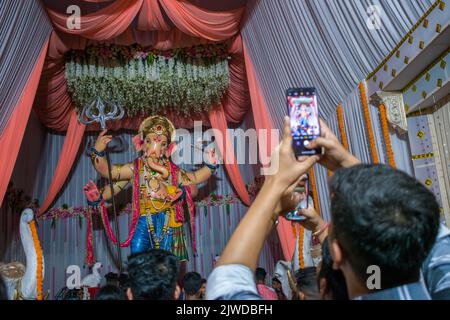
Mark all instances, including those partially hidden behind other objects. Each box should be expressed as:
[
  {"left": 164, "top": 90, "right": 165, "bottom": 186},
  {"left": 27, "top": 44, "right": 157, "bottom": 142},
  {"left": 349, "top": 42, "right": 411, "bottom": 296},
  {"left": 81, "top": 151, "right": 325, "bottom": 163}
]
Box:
[
  {"left": 329, "top": 238, "right": 343, "bottom": 270},
  {"left": 174, "top": 284, "right": 181, "bottom": 300},
  {"left": 126, "top": 288, "right": 133, "bottom": 300},
  {"left": 165, "top": 142, "right": 177, "bottom": 158}
]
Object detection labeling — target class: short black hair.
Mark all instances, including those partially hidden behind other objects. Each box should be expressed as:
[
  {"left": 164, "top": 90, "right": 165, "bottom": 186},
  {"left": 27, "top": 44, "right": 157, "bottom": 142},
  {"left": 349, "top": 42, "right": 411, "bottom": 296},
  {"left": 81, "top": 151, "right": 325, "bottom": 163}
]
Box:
[
  {"left": 127, "top": 250, "right": 180, "bottom": 300},
  {"left": 272, "top": 277, "right": 281, "bottom": 284},
  {"left": 200, "top": 278, "right": 207, "bottom": 285},
  {"left": 329, "top": 164, "right": 440, "bottom": 289},
  {"left": 295, "top": 267, "right": 320, "bottom": 300},
  {"left": 183, "top": 272, "right": 202, "bottom": 295},
  {"left": 255, "top": 268, "right": 267, "bottom": 282},
  {"left": 318, "top": 238, "right": 348, "bottom": 300},
  {"left": 96, "top": 285, "right": 127, "bottom": 300}
]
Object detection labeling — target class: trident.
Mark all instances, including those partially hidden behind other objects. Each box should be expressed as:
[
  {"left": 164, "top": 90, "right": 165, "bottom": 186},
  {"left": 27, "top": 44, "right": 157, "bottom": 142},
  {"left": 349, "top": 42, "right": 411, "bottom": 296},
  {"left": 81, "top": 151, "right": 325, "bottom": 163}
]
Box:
[{"left": 79, "top": 97, "right": 125, "bottom": 272}]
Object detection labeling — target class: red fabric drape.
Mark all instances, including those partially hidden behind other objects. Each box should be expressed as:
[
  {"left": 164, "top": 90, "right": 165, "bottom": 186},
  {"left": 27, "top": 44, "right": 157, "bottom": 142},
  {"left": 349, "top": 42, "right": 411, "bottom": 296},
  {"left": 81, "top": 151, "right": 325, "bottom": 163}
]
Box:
[
  {"left": 35, "top": 4, "right": 249, "bottom": 131},
  {"left": 138, "top": 0, "right": 171, "bottom": 31},
  {"left": 159, "top": 0, "right": 244, "bottom": 41},
  {"left": 38, "top": 111, "right": 86, "bottom": 216},
  {"left": 243, "top": 41, "right": 296, "bottom": 260},
  {"left": 46, "top": 0, "right": 144, "bottom": 40},
  {"left": 0, "top": 37, "right": 49, "bottom": 205},
  {"left": 208, "top": 107, "right": 251, "bottom": 206}
]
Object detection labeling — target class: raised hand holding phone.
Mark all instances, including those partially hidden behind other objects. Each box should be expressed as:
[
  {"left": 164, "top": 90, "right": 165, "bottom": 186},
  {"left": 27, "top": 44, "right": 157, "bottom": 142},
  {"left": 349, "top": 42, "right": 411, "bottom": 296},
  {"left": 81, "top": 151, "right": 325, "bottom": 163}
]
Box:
[{"left": 286, "top": 87, "right": 321, "bottom": 156}]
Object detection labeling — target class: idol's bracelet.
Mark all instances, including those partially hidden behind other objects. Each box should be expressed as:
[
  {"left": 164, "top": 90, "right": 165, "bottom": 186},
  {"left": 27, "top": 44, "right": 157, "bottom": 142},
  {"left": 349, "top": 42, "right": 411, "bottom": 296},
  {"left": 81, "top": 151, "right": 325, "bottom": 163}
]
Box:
[
  {"left": 87, "top": 194, "right": 103, "bottom": 207},
  {"left": 89, "top": 147, "right": 106, "bottom": 158},
  {"left": 205, "top": 162, "right": 220, "bottom": 171}
]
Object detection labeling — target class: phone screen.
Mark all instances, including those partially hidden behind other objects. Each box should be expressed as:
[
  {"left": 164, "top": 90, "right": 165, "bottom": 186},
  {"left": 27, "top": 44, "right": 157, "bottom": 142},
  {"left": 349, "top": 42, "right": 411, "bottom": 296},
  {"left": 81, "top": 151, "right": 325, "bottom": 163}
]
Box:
[{"left": 286, "top": 88, "right": 321, "bottom": 156}]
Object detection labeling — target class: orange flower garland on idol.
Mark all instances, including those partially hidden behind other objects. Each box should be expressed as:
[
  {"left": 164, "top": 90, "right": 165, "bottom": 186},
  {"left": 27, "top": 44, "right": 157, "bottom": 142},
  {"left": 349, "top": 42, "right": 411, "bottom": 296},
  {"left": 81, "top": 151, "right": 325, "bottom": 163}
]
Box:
[
  {"left": 359, "top": 81, "right": 379, "bottom": 164},
  {"left": 379, "top": 104, "right": 396, "bottom": 168},
  {"left": 29, "top": 220, "right": 43, "bottom": 300}
]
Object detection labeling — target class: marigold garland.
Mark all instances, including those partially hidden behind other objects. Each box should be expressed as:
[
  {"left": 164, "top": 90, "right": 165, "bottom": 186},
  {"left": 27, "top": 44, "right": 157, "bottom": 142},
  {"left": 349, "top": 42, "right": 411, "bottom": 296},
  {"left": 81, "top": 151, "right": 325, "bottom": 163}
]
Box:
[
  {"left": 29, "top": 220, "right": 43, "bottom": 300},
  {"left": 336, "top": 104, "right": 349, "bottom": 151},
  {"left": 379, "top": 104, "right": 396, "bottom": 168},
  {"left": 298, "top": 225, "right": 305, "bottom": 269},
  {"left": 309, "top": 168, "right": 320, "bottom": 214},
  {"left": 359, "top": 81, "right": 379, "bottom": 163}
]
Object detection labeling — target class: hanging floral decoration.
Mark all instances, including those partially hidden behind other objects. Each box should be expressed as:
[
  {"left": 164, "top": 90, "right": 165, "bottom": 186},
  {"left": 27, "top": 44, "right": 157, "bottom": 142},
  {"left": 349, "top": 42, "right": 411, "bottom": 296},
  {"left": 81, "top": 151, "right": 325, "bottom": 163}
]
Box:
[
  {"left": 379, "top": 104, "right": 396, "bottom": 168},
  {"left": 336, "top": 104, "right": 349, "bottom": 151},
  {"left": 359, "top": 81, "right": 379, "bottom": 164},
  {"left": 65, "top": 43, "right": 230, "bottom": 117},
  {"left": 298, "top": 225, "right": 305, "bottom": 269},
  {"left": 29, "top": 220, "right": 43, "bottom": 300}
]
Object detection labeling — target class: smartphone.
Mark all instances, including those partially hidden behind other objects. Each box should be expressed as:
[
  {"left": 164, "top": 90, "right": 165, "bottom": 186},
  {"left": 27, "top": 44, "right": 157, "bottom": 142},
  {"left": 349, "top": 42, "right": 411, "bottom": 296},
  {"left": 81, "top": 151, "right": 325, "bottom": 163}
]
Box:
[
  {"left": 286, "top": 87, "right": 321, "bottom": 156},
  {"left": 285, "top": 175, "right": 309, "bottom": 221}
]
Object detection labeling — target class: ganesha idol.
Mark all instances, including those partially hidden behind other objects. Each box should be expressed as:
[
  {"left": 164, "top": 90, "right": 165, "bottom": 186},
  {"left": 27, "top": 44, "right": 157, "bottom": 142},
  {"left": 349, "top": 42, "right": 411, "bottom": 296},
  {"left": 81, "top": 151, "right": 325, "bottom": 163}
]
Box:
[{"left": 83, "top": 116, "right": 218, "bottom": 261}]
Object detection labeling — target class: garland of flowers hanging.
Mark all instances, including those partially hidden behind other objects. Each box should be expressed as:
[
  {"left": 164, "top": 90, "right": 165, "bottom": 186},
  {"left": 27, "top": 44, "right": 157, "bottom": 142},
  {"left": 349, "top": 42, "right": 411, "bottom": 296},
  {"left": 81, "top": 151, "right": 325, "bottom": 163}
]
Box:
[
  {"left": 336, "top": 104, "right": 349, "bottom": 151},
  {"left": 298, "top": 225, "right": 305, "bottom": 269},
  {"left": 358, "top": 81, "right": 379, "bottom": 164},
  {"left": 65, "top": 43, "right": 230, "bottom": 117},
  {"left": 29, "top": 220, "right": 43, "bottom": 300},
  {"left": 379, "top": 104, "right": 396, "bottom": 168},
  {"left": 39, "top": 193, "right": 242, "bottom": 221}
]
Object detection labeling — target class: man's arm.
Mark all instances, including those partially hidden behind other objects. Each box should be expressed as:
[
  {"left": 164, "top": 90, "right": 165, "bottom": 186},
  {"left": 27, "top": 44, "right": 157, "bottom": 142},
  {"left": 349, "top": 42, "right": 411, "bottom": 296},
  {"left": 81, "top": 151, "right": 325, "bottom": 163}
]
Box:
[{"left": 217, "top": 118, "right": 319, "bottom": 270}]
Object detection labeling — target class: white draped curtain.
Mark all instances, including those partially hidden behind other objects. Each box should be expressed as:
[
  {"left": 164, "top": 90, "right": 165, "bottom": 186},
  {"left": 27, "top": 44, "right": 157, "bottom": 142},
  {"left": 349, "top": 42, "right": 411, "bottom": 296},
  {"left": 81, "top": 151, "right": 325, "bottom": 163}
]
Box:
[{"left": 0, "top": 0, "right": 52, "bottom": 135}]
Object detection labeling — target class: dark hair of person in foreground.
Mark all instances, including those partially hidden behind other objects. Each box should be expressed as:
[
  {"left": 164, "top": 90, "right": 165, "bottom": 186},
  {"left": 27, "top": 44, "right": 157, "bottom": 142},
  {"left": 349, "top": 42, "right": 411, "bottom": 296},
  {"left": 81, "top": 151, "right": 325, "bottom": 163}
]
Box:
[
  {"left": 329, "top": 164, "right": 440, "bottom": 290},
  {"left": 96, "top": 284, "right": 127, "bottom": 300},
  {"left": 126, "top": 250, "right": 180, "bottom": 300},
  {"left": 318, "top": 238, "right": 348, "bottom": 300}
]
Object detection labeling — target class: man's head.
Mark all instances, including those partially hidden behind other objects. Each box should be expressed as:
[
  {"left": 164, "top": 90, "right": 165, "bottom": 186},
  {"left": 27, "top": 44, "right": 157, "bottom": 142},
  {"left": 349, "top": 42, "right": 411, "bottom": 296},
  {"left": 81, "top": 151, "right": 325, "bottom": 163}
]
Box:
[
  {"left": 182, "top": 272, "right": 202, "bottom": 300},
  {"left": 96, "top": 285, "right": 127, "bottom": 300},
  {"left": 126, "top": 250, "right": 180, "bottom": 300},
  {"left": 255, "top": 267, "right": 267, "bottom": 284},
  {"left": 272, "top": 277, "right": 282, "bottom": 290},
  {"left": 317, "top": 238, "right": 348, "bottom": 300},
  {"left": 328, "top": 164, "right": 440, "bottom": 293}
]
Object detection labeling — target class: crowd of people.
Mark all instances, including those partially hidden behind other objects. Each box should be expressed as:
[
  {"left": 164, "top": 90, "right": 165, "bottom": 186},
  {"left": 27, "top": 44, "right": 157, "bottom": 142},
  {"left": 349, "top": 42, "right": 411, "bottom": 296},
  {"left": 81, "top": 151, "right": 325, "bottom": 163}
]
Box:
[{"left": 1, "top": 116, "right": 449, "bottom": 301}]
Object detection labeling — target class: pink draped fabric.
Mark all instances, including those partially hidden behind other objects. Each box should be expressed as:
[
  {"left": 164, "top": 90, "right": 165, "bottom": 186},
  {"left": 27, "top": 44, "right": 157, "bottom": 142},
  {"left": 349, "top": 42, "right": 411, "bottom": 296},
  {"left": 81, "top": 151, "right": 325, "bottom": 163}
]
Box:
[
  {"left": 38, "top": 111, "right": 86, "bottom": 216},
  {"left": 159, "top": 0, "right": 244, "bottom": 41},
  {"left": 208, "top": 107, "right": 251, "bottom": 206},
  {"left": 0, "top": 38, "right": 49, "bottom": 205},
  {"left": 243, "top": 41, "right": 296, "bottom": 260},
  {"left": 46, "top": 0, "right": 144, "bottom": 40},
  {"left": 138, "top": 0, "right": 171, "bottom": 31}
]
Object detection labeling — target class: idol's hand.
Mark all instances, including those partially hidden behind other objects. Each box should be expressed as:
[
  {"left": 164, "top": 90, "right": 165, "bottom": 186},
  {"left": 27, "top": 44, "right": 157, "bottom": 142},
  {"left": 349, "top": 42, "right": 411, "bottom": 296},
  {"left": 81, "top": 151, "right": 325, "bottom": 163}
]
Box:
[
  {"left": 306, "top": 119, "right": 360, "bottom": 171},
  {"left": 83, "top": 180, "right": 101, "bottom": 202},
  {"left": 94, "top": 129, "right": 113, "bottom": 153}
]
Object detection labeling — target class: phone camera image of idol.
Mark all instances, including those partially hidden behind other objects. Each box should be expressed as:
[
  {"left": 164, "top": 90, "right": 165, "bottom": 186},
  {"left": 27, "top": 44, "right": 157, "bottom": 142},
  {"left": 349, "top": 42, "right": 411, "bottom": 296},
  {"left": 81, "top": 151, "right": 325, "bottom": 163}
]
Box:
[{"left": 286, "top": 87, "right": 321, "bottom": 156}]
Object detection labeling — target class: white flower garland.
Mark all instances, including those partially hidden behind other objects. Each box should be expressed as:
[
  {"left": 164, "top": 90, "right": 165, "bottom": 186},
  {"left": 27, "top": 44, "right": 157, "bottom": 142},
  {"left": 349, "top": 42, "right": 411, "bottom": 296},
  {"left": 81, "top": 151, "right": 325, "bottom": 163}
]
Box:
[{"left": 65, "top": 53, "right": 230, "bottom": 117}]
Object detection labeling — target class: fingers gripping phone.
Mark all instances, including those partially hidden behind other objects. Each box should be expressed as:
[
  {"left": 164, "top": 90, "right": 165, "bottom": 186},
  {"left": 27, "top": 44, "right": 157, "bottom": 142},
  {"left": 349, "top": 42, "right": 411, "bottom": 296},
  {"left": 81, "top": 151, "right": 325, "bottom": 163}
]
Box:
[
  {"left": 286, "top": 87, "right": 321, "bottom": 156},
  {"left": 285, "top": 175, "right": 309, "bottom": 221}
]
